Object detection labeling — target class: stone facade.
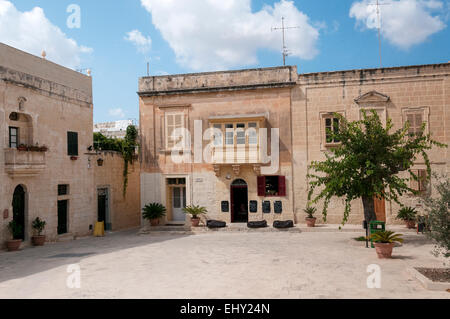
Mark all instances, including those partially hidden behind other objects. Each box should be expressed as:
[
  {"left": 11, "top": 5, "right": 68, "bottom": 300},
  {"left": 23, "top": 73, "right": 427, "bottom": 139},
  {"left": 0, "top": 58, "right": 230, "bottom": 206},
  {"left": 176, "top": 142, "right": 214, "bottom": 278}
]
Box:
[
  {"left": 0, "top": 43, "right": 141, "bottom": 249},
  {"left": 139, "top": 63, "right": 450, "bottom": 226},
  {"left": 0, "top": 43, "right": 95, "bottom": 247},
  {"left": 94, "top": 151, "right": 141, "bottom": 231}
]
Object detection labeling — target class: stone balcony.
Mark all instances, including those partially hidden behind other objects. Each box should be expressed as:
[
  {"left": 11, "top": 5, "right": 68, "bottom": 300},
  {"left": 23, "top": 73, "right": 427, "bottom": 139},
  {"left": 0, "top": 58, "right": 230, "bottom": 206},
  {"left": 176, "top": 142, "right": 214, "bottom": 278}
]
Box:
[{"left": 4, "top": 148, "right": 47, "bottom": 178}]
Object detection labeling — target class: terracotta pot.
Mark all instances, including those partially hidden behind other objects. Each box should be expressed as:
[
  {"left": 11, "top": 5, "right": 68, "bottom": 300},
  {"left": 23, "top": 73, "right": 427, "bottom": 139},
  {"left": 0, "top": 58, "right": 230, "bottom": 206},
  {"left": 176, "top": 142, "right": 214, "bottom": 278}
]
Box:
[
  {"left": 306, "top": 218, "right": 317, "bottom": 228},
  {"left": 6, "top": 240, "right": 22, "bottom": 252},
  {"left": 32, "top": 235, "right": 46, "bottom": 246},
  {"left": 150, "top": 219, "right": 160, "bottom": 227},
  {"left": 405, "top": 220, "right": 416, "bottom": 229},
  {"left": 191, "top": 218, "right": 200, "bottom": 227},
  {"left": 374, "top": 242, "right": 395, "bottom": 259}
]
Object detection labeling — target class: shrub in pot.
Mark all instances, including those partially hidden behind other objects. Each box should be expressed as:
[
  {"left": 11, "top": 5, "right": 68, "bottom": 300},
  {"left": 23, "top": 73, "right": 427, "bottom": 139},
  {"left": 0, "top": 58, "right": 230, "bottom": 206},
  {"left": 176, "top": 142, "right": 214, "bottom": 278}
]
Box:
[
  {"left": 183, "top": 205, "right": 207, "bottom": 227},
  {"left": 370, "top": 231, "right": 404, "bottom": 259},
  {"left": 304, "top": 206, "right": 317, "bottom": 227},
  {"left": 6, "top": 221, "right": 23, "bottom": 252},
  {"left": 31, "top": 217, "right": 47, "bottom": 246},
  {"left": 142, "top": 203, "right": 166, "bottom": 226},
  {"left": 396, "top": 207, "right": 417, "bottom": 229}
]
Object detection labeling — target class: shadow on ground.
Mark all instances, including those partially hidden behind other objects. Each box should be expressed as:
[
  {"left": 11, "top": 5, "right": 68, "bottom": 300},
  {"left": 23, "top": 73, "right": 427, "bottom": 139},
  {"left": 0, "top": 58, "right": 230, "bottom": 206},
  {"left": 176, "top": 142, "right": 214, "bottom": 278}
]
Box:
[{"left": 0, "top": 229, "right": 190, "bottom": 284}]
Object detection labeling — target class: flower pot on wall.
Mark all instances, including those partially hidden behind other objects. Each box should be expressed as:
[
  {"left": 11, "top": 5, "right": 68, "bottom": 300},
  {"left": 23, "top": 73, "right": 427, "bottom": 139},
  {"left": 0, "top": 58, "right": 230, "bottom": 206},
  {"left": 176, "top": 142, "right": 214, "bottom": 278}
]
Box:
[
  {"left": 70, "top": 156, "right": 78, "bottom": 161},
  {"left": 6, "top": 240, "right": 21, "bottom": 252},
  {"left": 374, "top": 243, "right": 395, "bottom": 259},
  {"left": 97, "top": 158, "right": 104, "bottom": 167},
  {"left": 32, "top": 235, "right": 46, "bottom": 246}
]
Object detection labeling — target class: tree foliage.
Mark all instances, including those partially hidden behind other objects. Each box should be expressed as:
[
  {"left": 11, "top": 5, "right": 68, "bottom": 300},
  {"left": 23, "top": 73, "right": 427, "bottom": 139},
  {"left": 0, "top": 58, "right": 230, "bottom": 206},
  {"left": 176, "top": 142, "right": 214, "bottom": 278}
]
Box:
[
  {"left": 94, "top": 125, "right": 139, "bottom": 197},
  {"left": 308, "top": 110, "right": 446, "bottom": 224},
  {"left": 422, "top": 174, "right": 450, "bottom": 258}
]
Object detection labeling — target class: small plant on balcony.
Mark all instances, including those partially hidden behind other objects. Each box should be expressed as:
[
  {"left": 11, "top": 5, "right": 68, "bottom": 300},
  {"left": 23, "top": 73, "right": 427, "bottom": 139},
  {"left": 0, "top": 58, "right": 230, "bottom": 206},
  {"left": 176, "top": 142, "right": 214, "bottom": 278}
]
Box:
[
  {"left": 16, "top": 144, "right": 48, "bottom": 152},
  {"left": 18, "top": 144, "right": 28, "bottom": 151}
]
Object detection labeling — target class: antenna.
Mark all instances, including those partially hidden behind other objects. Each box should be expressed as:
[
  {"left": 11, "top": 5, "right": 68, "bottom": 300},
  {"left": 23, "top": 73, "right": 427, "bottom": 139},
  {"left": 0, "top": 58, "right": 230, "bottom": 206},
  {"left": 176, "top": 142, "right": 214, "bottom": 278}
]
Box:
[
  {"left": 368, "top": 0, "right": 391, "bottom": 68},
  {"left": 147, "top": 62, "right": 150, "bottom": 76},
  {"left": 271, "top": 17, "right": 300, "bottom": 66}
]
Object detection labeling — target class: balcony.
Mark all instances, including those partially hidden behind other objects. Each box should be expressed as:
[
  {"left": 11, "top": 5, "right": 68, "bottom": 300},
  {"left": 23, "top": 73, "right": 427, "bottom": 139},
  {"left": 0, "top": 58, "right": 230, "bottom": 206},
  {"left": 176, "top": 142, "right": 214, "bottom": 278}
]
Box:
[{"left": 4, "top": 148, "right": 47, "bottom": 178}]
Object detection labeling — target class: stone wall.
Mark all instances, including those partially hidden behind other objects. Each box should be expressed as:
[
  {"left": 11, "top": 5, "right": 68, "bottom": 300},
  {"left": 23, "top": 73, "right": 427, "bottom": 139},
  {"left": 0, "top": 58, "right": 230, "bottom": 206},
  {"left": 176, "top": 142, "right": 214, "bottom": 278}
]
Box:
[
  {"left": 294, "top": 63, "right": 450, "bottom": 224},
  {"left": 94, "top": 152, "right": 141, "bottom": 231},
  {"left": 0, "top": 44, "right": 95, "bottom": 248}
]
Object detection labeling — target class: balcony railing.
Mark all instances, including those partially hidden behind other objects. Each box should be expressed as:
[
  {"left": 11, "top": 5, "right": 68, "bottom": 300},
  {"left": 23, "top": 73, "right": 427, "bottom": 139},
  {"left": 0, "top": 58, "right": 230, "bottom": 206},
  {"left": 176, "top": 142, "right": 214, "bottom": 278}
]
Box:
[{"left": 4, "top": 148, "right": 47, "bottom": 177}]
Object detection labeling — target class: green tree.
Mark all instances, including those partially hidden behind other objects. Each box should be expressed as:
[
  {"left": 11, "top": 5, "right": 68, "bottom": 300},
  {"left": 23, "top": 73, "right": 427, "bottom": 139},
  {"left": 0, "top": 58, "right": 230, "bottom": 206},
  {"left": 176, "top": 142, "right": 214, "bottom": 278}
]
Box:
[
  {"left": 94, "top": 125, "right": 139, "bottom": 197},
  {"left": 308, "top": 110, "right": 446, "bottom": 224},
  {"left": 422, "top": 174, "right": 450, "bottom": 258}
]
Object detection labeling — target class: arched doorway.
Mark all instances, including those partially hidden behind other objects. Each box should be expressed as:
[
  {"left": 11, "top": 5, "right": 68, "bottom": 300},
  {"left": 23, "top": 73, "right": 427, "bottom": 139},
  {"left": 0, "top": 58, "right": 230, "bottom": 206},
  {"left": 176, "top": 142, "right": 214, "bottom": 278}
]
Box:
[
  {"left": 12, "top": 185, "right": 26, "bottom": 240},
  {"left": 231, "top": 179, "right": 248, "bottom": 223}
]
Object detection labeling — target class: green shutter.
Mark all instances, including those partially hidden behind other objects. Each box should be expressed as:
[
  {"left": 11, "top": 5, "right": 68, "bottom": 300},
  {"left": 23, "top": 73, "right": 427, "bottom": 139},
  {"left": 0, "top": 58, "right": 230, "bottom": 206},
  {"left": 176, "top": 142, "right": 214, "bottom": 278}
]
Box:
[{"left": 67, "top": 132, "right": 78, "bottom": 156}]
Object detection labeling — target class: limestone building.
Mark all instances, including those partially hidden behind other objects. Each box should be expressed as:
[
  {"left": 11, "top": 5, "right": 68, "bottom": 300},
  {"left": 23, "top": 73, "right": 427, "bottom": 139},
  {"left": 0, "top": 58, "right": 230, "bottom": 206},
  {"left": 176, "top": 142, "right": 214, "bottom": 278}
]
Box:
[
  {"left": 0, "top": 43, "right": 141, "bottom": 249},
  {"left": 0, "top": 43, "right": 95, "bottom": 246},
  {"left": 138, "top": 63, "right": 449, "bottom": 225}
]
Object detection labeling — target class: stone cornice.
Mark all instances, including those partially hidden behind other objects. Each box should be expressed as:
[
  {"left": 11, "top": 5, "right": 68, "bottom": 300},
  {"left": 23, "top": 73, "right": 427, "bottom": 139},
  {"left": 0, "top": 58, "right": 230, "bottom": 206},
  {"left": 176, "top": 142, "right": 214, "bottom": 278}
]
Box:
[{"left": 0, "top": 66, "right": 93, "bottom": 107}]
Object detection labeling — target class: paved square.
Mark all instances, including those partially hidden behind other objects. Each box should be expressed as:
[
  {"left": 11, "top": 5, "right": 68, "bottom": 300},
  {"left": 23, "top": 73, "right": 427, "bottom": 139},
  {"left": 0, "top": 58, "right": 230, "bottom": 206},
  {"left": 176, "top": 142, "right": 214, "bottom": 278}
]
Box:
[{"left": 0, "top": 229, "right": 448, "bottom": 299}]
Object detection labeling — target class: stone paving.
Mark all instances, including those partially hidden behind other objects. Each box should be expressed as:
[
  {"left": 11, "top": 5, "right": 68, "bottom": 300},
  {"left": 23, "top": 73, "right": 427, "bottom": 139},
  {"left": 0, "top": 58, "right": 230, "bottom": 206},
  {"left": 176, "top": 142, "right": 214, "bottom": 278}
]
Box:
[{"left": 0, "top": 228, "right": 448, "bottom": 299}]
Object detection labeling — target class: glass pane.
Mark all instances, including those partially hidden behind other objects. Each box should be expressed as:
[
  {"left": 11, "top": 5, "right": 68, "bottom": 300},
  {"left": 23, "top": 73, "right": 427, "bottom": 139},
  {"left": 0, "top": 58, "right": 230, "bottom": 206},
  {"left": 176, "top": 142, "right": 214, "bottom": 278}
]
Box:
[
  {"left": 173, "top": 188, "right": 181, "bottom": 208},
  {"left": 248, "top": 123, "right": 257, "bottom": 128},
  {"left": 213, "top": 124, "right": 222, "bottom": 146}
]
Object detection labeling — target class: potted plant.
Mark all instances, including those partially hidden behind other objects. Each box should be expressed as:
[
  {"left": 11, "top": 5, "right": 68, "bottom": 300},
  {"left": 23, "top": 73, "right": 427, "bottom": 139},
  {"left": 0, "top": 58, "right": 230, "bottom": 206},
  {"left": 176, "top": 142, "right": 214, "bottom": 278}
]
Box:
[
  {"left": 183, "top": 205, "right": 207, "bottom": 227},
  {"left": 6, "top": 221, "right": 23, "bottom": 252},
  {"left": 370, "top": 231, "right": 404, "bottom": 259},
  {"left": 142, "top": 203, "right": 166, "bottom": 226},
  {"left": 396, "top": 206, "right": 418, "bottom": 229},
  {"left": 17, "top": 144, "right": 28, "bottom": 151},
  {"left": 31, "top": 217, "right": 47, "bottom": 246},
  {"left": 304, "top": 206, "right": 317, "bottom": 227}
]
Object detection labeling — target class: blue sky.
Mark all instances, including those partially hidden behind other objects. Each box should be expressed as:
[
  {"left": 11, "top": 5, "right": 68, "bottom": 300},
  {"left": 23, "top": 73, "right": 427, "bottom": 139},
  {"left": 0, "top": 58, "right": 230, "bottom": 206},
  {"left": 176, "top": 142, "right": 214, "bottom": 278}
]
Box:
[{"left": 1, "top": 0, "right": 449, "bottom": 124}]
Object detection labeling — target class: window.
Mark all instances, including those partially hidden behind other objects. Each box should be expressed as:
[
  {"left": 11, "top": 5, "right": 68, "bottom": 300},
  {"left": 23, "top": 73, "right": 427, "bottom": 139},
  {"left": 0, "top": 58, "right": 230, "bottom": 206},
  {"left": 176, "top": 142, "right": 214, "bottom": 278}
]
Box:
[
  {"left": 9, "top": 127, "right": 18, "bottom": 148},
  {"left": 257, "top": 176, "right": 286, "bottom": 197},
  {"left": 411, "top": 169, "right": 428, "bottom": 193},
  {"left": 165, "top": 113, "right": 185, "bottom": 149},
  {"left": 213, "top": 124, "right": 223, "bottom": 146},
  {"left": 167, "top": 178, "right": 186, "bottom": 185},
  {"left": 225, "top": 124, "right": 234, "bottom": 145},
  {"left": 325, "top": 117, "right": 340, "bottom": 144},
  {"left": 67, "top": 132, "right": 78, "bottom": 156},
  {"left": 406, "top": 112, "right": 424, "bottom": 137},
  {"left": 58, "top": 185, "right": 69, "bottom": 196},
  {"left": 248, "top": 123, "right": 258, "bottom": 145}
]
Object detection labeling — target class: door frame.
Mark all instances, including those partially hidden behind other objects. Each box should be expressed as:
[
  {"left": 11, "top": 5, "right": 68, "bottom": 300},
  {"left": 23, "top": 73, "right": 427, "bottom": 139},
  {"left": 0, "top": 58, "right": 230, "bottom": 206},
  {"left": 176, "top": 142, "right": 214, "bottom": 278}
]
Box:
[
  {"left": 12, "top": 185, "right": 27, "bottom": 241},
  {"left": 97, "top": 187, "right": 111, "bottom": 230},
  {"left": 230, "top": 180, "right": 249, "bottom": 223},
  {"left": 163, "top": 175, "right": 191, "bottom": 224}
]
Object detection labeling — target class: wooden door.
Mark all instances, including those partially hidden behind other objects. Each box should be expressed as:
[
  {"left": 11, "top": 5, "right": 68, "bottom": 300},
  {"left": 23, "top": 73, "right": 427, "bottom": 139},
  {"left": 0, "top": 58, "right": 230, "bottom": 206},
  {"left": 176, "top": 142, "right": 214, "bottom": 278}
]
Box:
[
  {"left": 58, "top": 200, "right": 68, "bottom": 235},
  {"left": 374, "top": 196, "right": 386, "bottom": 222}
]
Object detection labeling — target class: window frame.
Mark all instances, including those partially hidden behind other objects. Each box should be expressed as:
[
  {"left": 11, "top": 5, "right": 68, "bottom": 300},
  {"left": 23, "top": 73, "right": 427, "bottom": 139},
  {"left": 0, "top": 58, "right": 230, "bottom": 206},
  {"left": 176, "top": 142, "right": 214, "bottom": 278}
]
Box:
[
  {"left": 67, "top": 131, "right": 79, "bottom": 156},
  {"left": 9, "top": 126, "right": 19, "bottom": 149},
  {"left": 257, "top": 176, "right": 286, "bottom": 197},
  {"left": 164, "top": 112, "right": 186, "bottom": 150},
  {"left": 320, "top": 112, "right": 344, "bottom": 149},
  {"left": 402, "top": 107, "right": 430, "bottom": 137}
]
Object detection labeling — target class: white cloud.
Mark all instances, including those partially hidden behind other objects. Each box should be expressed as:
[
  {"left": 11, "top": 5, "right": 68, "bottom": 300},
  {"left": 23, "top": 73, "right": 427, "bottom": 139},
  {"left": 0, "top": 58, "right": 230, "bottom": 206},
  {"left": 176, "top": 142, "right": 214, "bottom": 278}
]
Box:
[
  {"left": 0, "top": 0, "right": 92, "bottom": 69},
  {"left": 140, "top": 0, "right": 320, "bottom": 71},
  {"left": 350, "top": 0, "right": 446, "bottom": 49},
  {"left": 109, "top": 108, "right": 126, "bottom": 119},
  {"left": 124, "top": 29, "right": 152, "bottom": 53}
]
